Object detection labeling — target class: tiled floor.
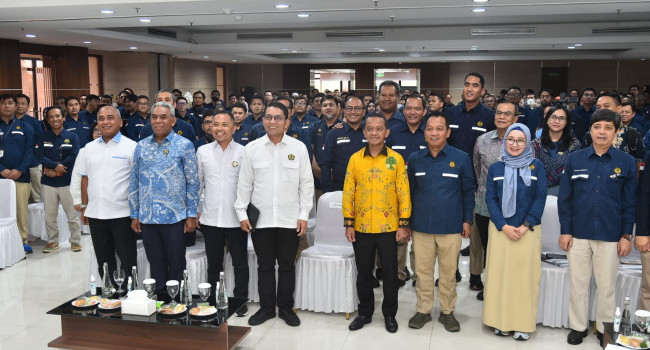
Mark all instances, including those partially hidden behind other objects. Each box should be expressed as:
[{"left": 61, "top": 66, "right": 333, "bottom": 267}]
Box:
[{"left": 0, "top": 236, "right": 603, "bottom": 349}]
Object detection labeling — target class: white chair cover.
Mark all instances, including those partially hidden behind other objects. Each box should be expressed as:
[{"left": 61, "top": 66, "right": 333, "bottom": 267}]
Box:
[
  {"left": 541, "top": 195, "right": 564, "bottom": 254},
  {"left": 27, "top": 203, "right": 72, "bottom": 243},
  {"left": 294, "top": 191, "right": 358, "bottom": 313},
  {"left": 0, "top": 179, "right": 26, "bottom": 268}
]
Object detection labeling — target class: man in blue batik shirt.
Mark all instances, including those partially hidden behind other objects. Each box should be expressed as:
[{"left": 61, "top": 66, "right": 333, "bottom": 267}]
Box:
[{"left": 129, "top": 101, "right": 200, "bottom": 291}]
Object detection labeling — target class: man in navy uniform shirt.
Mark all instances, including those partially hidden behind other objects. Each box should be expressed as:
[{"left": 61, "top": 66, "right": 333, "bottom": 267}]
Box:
[
  {"left": 15, "top": 93, "right": 43, "bottom": 204},
  {"left": 407, "top": 111, "right": 475, "bottom": 331},
  {"left": 311, "top": 96, "right": 345, "bottom": 194},
  {"left": 63, "top": 97, "right": 92, "bottom": 147},
  {"left": 125, "top": 95, "right": 150, "bottom": 141},
  {"left": 175, "top": 96, "right": 201, "bottom": 139},
  {"left": 38, "top": 106, "right": 82, "bottom": 253},
  {"left": 446, "top": 72, "right": 495, "bottom": 286},
  {"left": 79, "top": 94, "right": 100, "bottom": 124},
  {"left": 0, "top": 94, "right": 36, "bottom": 253},
  {"left": 377, "top": 81, "right": 405, "bottom": 129},
  {"left": 291, "top": 96, "right": 318, "bottom": 136},
  {"left": 571, "top": 88, "right": 597, "bottom": 143},
  {"left": 232, "top": 102, "right": 252, "bottom": 146},
  {"left": 558, "top": 108, "right": 636, "bottom": 346},
  {"left": 205, "top": 89, "right": 225, "bottom": 110},
  {"left": 193, "top": 111, "right": 214, "bottom": 150},
  {"left": 242, "top": 95, "right": 265, "bottom": 128}
]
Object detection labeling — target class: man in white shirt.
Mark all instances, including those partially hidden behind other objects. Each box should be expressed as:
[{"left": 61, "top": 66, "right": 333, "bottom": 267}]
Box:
[
  {"left": 235, "top": 101, "right": 314, "bottom": 327},
  {"left": 76, "top": 105, "right": 138, "bottom": 284},
  {"left": 196, "top": 110, "right": 249, "bottom": 317}
]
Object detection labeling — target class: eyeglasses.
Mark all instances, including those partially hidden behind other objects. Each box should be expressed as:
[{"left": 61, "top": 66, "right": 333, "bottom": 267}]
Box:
[
  {"left": 295, "top": 101, "right": 307, "bottom": 106},
  {"left": 136, "top": 102, "right": 149, "bottom": 106},
  {"left": 495, "top": 111, "right": 515, "bottom": 117},
  {"left": 549, "top": 115, "right": 567, "bottom": 122},
  {"left": 177, "top": 102, "right": 187, "bottom": 106},
  {"left": 263, "top": 114, "right": 286, "bottom": 122},
  {"left": 506, "top": 93, "right": 521, "bottom": 98},
  {"left": 505, "top": 138, "right": 526, "bottom": 146},
  {"left": 583, "top": 93, "right": 596, "bottom": 98},
  {"left": 345, "top": 106, "right": 364, "bottom": 112}
]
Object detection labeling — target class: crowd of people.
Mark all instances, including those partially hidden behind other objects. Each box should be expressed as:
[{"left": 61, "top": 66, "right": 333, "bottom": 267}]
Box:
[{"left": 1, "top": 72, "right": 650, "bottom": 345}]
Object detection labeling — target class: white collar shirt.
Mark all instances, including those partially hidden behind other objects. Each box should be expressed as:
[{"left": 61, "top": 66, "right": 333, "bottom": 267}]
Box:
[
  {"left": 235, "top": 133, "right": 314, "bottom": 229},
  {"left": 197, "top": 140, "right": 244, "bottom": 228},
  {"left": 80, "top": 133, "right": 137, "bottom": 219}
]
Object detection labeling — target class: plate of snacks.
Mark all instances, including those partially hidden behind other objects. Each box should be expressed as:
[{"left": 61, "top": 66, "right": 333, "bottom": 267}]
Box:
[
  {"left": 189, "top": 305, "right": 217, "bottom": 319},
  {"left": 617, "top": 334, "right": 650, "bottom": 349},
  {"left": 71, "top": 296, "right": 101, "bottom": 308},
  {"left": 98, "top": 298, "right": 121, "bottom": 311},
  {"left": 158, "top": 304, "right": 187, "bottom": 318}
]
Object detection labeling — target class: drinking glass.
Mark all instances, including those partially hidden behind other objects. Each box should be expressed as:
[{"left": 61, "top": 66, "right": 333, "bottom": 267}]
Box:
[
  {"left": 166, "top": 280, "right": 179, "bottom": 307},
  {"left": 143, "top": 279, "right": 156, "bottom": 300},
  {"left": 635, "top": 310, "right": 650, "bottom": 333},
  {"left": 113, "top": 269, "right": 126, "bottom": 294},
  {"left": 198, "top": 283, "right": 211, "bottom": 303}
]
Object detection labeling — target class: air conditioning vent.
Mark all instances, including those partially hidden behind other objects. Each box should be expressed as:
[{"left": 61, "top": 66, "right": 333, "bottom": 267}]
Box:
[
  {"left": 341, "top": 51, "right": 385, "bottom": 56},
  {"left": 147, "top": 28, "right": 177, "bottom": 39},
  {"left": 237, "top": 32, "right": 293, "bottom": 40},
  {"left": 592, "top": 26, "right": 650, "bottom": 34},
  {"left": 471, "top": 27, "right": 536, "bottom": 35},
  {"left": 325, "top": 31, "right": 384, "bottom": 39}
]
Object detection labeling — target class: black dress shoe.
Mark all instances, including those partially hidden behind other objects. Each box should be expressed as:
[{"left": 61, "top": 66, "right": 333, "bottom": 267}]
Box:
[
  {"left": 385, "top": 316, "right": 398, "bottom": 333},
  {"left": 476, "top": 291, "right": 484, "bottom": 301},
  {"left": 403, "top": 267, "right": 411, "bottom": 281},
  {"left": 278, "top": 308, "right": 300, "bottom": 327},
  {"left": 596, "top": 331, "right": 603, "bottom": 347},
  {"left": 248, "top": 308, "right": 276, "bottom": 326},
  {"left": 397, "top": 279, "right": 406, "bottom": 288},
  {"left": 469, "top": 274, "right": 483, "bottom": 291},
  {"left": 375, "top": 268, "right": 384, "bottom": 280},
  {"left": 372, "top": 276, "right": 380, "bottom": 288},
  {"left": 460, "top": 246, "right": 470, "bottom": 256},
  {"left": 567, "top": 329, "right": 589, "bottom": 345},
  {"left": 456, "top": 270, "right": 462, "bottom": 282},
  {"left": 435, "top": 278, "right": 439, "bottom": 287},
  {"left": 349, "top": 315, "right": 372, "bottom": 331}
]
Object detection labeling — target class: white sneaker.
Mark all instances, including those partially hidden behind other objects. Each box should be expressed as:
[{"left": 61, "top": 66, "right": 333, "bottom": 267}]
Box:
[
  {"left": 494, "top": 329, "right": 510, "bottom": 336},
  {"left": 513, "top": 332, "right": 529, "bottom": 341}
]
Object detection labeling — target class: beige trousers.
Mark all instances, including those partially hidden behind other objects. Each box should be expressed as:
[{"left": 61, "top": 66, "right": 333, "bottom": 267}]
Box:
[
  {"left": 29, "top": 165, "right": 41, "bottom": 203},
  {"left": 15, "top": 181, "right": 31, "bottom": 243},
  {"left": 567, "top": 237, "right": 619, "bottom": 333},
  {"left": 413, "top": 231, "right": 461, "bottom": 314},
  {"left": 41, "top": 184, "right": 81, "bottom": 245},
  {"left": 639, "top": 251, "right": 650, "bottom": 310}
]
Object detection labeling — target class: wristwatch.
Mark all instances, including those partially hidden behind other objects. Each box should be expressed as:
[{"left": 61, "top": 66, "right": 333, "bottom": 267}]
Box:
[
  {"left": 622, "top": 234, "right": 631, "bottom": 241},
  {"left": 463, "top": 219, "right": 473, "bottom": 225},
  {"left": 79, "top": 204, "right": 87, "bottom": 209},
  {"left": 523, "top": 220, "right": 534, "bottom": 231}
]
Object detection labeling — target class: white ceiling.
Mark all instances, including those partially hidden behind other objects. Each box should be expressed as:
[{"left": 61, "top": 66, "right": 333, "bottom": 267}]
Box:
[{"left": 1, "top": 0, "right": 650, "bottom": 63}]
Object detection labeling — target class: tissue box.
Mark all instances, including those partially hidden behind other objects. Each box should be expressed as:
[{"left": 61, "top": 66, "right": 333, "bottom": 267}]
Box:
[{"left": 121, "top": 290, "right": 157, "bottom": 316}]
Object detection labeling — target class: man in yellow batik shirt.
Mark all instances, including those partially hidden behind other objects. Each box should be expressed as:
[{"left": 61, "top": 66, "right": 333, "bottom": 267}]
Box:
[{"left": 343, "top": 113, "right": 411, "bottom": 334}]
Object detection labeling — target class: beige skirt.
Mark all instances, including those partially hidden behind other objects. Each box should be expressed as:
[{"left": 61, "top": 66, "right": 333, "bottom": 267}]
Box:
[{"left": 482, "top": 221, "right": 542, "bottom": 333}]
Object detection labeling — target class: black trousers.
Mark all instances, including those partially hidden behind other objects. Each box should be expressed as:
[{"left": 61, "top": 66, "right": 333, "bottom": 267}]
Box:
[
  {"left": 201, "top": 225, "right": 249, "bottom": 298},
  {"left": 251, "top": 227, "right": 299, "bottom": 310},
  {"left": 87, "top": 217, "right": 137, "bottom": 286},
  {"left": 141, "top": 220, "right": 186, "bottom": 291},
  {"left": 353, "top": 231, "right": 398, "bottom": 318},
  {"left": 475, "top": 214, "right": 491, "bottom": 268}
]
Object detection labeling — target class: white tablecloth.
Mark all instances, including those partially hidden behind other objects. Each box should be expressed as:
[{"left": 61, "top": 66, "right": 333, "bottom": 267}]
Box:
[
  {"left": 87, "top": 240, "right": 208, "bottom": 294},
  {"left": 538, "top": 262, "right": 642, "bottom": 328},
  {"left": 27, "top": 203, "right": 89, "bottom": 243}
]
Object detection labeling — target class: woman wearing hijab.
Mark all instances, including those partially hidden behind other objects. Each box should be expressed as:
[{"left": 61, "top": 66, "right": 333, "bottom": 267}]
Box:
[{"left": 483, "top": 123, "right": 547, "bottom": 341}]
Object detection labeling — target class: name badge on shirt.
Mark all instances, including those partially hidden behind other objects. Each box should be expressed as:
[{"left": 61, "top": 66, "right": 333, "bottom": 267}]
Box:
[
  {"left": 419, "top": 145, "right": 426, "bottom": 149},
  {"left": 449, "top": 124, "right": 459, "bottom": 129},
  {"left": 0, "top": 149, "right": 3, "bottom": 158},
  {"left": 337, "top": 139, "right": 350, "bottom": 144},
  {"left": 442, "top": 173, "right": 458, "bottom": 178},
  {"left": 11, "top": 131, "right": 24, "bottom": 135},
  {"left": 471, "top": 127, "right": 487, "bottom": 132},
  {"left": 493, "top": 176, "right": 504, "bottom": 181},
  {"left": 415, "top": 172, "right": 426, "bottom": 176},
  {"left": 571, "top": 174, "right": 589, "bottom": 180},
  {"left": 391, "top": 145, "right": 406, "bottom": 150}
]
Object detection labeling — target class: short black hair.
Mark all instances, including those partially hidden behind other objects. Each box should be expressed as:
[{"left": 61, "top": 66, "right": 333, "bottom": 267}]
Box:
[
  {"left": 311, "top": 93, "right": 325, "bottom": 101},
  {"left": 137, "top": 95, "right": 149, "bottom": 101},
  {"left": 507, "top": 86, "right": 522, "bottom": 95},
  {"left": 267, "top": 101, "right": 289, "bottom": 118},
  {"left": 172, "top": 88, "right": 182, "bottom": 95},
  {"left": 322, "top": 95, "right": 339, "bottom": 107},
  {"left": 250, "top": 94, "right": 264, "bottom": 104},
  {"left": 86, "top": 94, "right": 99, "bottom": 103},
  {"left": 65, "top": 96, "right": 79, "bottom": 106},
  {"left": 582, "top": 88, "right": 596, "bottom": 96},
  {"left": 405, "top": 94, "right": 426, "bottom": 109},
  {"left": 124, "top": 94, "right": 138, "bottom": 103},
  {"left": 193, "top": 90, "right": 206, "bottom": 99},
  {"left": 232, "top": 102, "right": 248, "bottom": 113},
  {"left": 364, "top": 112, "right": 388, "bottom": 128},
  {"left": 590, "top": 108, "right": 620, "bottom": 129},
  {"left": 15, "top": 93, "right": 30, "bottom": 104},
  {"left": 211, "top": 89, "right": 220, "bottom": 95},
  {"left": 465, "top": 72, "right": 486, "bottom": 88},
  {"left": 597, "top": 92, "right": 621, "bottom": 105},
  {"left": 426, "top": 110, "right": 449, "bottom": 129},
  {"left": 176, "top": 96, "right": 188, "bottom": 104},
  {"left": 539, "top": 88, "right": 552, "bottom": 96},
  {"left": 101, "top": 94, "right": 112, "bottom": 101},
  {"left": 213, "top": 110, "right": 235, "bottom": 124},
  {"left": 378, "top": 80, "right": 401, "bottom": 95},
  {"left": 496, "top": 100, "right": 519, "bottom": 115}
]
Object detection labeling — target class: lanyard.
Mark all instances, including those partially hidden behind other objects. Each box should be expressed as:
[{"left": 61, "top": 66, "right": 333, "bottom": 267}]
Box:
[{"left": 0, "top": 119, "right": 16, "bottom": 150}]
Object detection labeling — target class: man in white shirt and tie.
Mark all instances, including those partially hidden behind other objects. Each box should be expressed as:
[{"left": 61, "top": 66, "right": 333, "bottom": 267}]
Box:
[
  {"left": 235, "top": 101, "right": 314, "bottom": 327},
  {"left": 196, "top": 110, "right": 249, "bottom": 317},
  {"left": 74, "top": 105, "right": 138, "bottom": 285}
]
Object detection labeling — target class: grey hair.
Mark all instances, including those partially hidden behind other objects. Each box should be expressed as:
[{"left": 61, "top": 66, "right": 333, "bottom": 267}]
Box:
[
  {"left": 154, "top": 89, "right": 176, "bottom": 103},
  {"left": 97, "top": 105, "right": 120, "bottom": 116},
  {"left": 150, "top": 101, "right": 176, "bottom": 117}
]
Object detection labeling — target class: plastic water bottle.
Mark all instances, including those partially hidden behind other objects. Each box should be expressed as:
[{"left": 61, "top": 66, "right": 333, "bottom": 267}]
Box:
[
  {"left": 217, "top": 271, "right": 228, "bottom": 311},
  {"left": 90, "top": 275, "right": 96, "bottom": 296},
  {"left": 622, "top": 296, "right": 632, "bottom": 336}
]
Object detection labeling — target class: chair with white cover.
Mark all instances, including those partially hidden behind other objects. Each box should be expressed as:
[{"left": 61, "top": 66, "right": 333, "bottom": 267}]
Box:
[
  {"left": 0, "top": 179, "right": 26, "bottom": 268},
  {"left": 294, "top": 191, "right": 358, "bottom": 318},
  {"left": 541, "top": 195, "right": 564, "bottom": 254}
]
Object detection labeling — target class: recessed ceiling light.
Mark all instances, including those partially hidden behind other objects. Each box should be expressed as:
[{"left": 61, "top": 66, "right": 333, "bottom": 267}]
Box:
[
  {"left": 275, "top": 4, "right": 290, "bottom": 8},
  {"left": 297, "top": 13, "right": 310, "bottom": 18},
  {"left": 466, "top": 60, "right": 471, "bottom": 62},
  {"left": 291, "top": 50, "right": 299, "bottom": 53},
  {"left": 100, "top": 10, "right": 115, "bottom": 14},
  {"left": 83, "top": 41, "right": 92, "bottom": 44},
  {"left": 473, "top": 0, "right": 488, "bottom": 2},
  {"left": 139, "top": 18, "right": 152, "bottom": 23},
  {"left": 568, "top": 46, "right": 575, "bottom": 49},
  {"left": 574, "top": 43, "right": 582, "bottom": 47},
  {"left": 130, "top": 46, "right": 138, "bottom": 50},
  {"left": 25, "top": 34, "right": 36, "bottom": 38},
  {"left": 281, "top": 48, "right": 288, "bottom": 51},
  {"left": 378, "top": 49, "right": 386, "bottom": 52},
  {"left": 472, "top": 8, "right": 486, "bottom": 13},
  {"left": 234, "top": 15, "right": 243, "bottom": 21},
  {"left": 231, "top": 59, "right": 237, "bottom": 62},
  {"left": 641, "top": 58, "right": 646, "bottom": 61},
  {"left": 203, "top": 56, "right": 209, "bottom": 59}
]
